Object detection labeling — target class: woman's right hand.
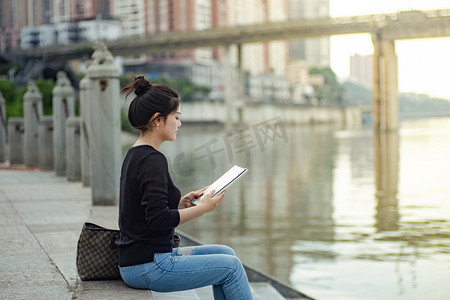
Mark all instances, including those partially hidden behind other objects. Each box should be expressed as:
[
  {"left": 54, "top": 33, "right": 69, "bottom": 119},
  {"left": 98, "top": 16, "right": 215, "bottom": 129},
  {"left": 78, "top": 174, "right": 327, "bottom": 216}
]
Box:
[
  {"left": 197, "top": 189, "right": 226, "bottom": 213},
  {"left": 178, "top": 189, "right": 226, "bottom": 225}
]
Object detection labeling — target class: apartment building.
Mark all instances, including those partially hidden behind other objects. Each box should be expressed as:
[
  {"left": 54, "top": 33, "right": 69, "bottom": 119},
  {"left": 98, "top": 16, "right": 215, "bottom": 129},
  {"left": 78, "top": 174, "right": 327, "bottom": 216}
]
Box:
[
  {"left": 118, "top": 0, "right": 222, "bottom": 99},
  {"left": 2, "top": 0, "right": 293, "bottom": 102},
  {"left": 0, "top": 0, "right": 51, "bottom": 50},
  {"left": 285, "top": 0, "right": 330, "bottom": 103},
  {"left": 1, "top": 0, "right": 115, "bottom": 51},
  {"left": 112, "top": 0, "right": 145, "bottom": 36},
  {"left": 20, "top": 24, "right": 57, "bottom": 49},
  {"left": 288, "top": 0, "right": 330, "bottom": 67},
  {"left": 20, "top": 19, "right": 121, "bottom": 49},
  {"left": 52, "top": 0, "right": 112, "bottom": 23},
  {"left": 350, "top": 54, "right": 373, "bottom": 88}
]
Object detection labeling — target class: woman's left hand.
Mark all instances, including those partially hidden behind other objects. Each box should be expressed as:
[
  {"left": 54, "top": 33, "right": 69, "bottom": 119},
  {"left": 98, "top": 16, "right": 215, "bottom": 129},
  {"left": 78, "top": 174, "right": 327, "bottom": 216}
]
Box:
[{"left": 179, "top": 186, "right": 208, "bottom": 209}]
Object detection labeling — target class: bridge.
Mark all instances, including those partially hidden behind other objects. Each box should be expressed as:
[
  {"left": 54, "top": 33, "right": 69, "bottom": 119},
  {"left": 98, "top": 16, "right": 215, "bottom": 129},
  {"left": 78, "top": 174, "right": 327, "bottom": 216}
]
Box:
[{"left": 7, "top": 8, "right": 450, "bottom": 130}]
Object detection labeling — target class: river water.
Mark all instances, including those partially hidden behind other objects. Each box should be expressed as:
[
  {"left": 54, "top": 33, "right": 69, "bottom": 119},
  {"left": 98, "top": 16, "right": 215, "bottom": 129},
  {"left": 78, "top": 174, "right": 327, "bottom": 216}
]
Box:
[{"left": 153, "top": 116, "right": 450, "bottom": 300}]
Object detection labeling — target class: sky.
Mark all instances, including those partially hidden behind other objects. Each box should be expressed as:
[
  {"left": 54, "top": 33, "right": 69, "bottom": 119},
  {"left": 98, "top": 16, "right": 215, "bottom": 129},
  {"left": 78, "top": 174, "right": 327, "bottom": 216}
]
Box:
[{"left": 329, "top": 0, "right": 450, "bottom": 100}]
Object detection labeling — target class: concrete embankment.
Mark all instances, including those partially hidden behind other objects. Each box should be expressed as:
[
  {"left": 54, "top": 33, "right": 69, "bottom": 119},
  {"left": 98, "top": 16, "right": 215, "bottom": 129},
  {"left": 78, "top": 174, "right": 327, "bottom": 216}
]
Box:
[{"left": 179, "top": 101, "right": 363, "bottom": 127}]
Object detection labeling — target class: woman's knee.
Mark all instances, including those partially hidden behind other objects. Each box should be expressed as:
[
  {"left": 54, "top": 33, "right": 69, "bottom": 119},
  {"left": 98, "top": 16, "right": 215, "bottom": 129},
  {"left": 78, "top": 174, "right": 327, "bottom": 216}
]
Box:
[
  {"left": 220, "top": 254, "right": 245, "bottom": 274},
  {"left": 215, "top": 245, "right": 236, "bottom": 256}
]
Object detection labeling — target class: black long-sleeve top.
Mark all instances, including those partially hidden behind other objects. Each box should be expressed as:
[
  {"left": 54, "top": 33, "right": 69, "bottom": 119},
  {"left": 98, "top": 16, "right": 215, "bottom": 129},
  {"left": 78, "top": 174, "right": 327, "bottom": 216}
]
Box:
[{"left": 115, "top": 145, "right": 181, "bottom": 267}]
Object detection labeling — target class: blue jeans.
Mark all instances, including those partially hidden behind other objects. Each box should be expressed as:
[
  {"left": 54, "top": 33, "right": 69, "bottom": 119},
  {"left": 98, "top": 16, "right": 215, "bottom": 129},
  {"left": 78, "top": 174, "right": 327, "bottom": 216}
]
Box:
[{"left": 119, "top": 244, "right": 253, "bottom": 300}]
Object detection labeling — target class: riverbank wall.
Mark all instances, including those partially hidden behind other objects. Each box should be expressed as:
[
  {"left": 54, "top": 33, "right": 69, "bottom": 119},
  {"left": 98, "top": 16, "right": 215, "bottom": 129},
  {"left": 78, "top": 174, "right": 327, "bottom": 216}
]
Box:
[{"left": 179, "top": 101, "right": 363, "bottom": 127}]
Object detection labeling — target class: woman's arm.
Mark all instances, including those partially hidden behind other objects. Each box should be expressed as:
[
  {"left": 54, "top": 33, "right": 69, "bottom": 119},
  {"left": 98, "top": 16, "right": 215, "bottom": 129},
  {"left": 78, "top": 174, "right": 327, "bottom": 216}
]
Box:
[{"left": 178, "top": 189, "right": 226, "bottom": 225}]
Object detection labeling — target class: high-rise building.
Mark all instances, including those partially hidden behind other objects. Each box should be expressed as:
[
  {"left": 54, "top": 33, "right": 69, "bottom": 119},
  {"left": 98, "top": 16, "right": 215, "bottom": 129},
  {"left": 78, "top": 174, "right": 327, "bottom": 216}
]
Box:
[
  {"left": 288, "top": 0, "right": 330, "bottom": 67},
  {"left": 117, "top": 0, "right": 222, "bottom": 99},
  {"left": 0, "top": 0, "right": 113, "bottom": 51},
  {"left": 112, "top": 0, "right": 145, "bottom": 36},
  {"left": 216, "top": 0, "right": 289, "bottom": 102},
  {"left": 52, "top": 0, "right": 112, "bottom": 23},
  {"left": 113, "top": 0, "right": 213, "bottom": 64},
  {"left": 211, "top": 0, "right": 227, "bottom": 60},
  {"left": 350, "top": 54, "right": 373, "bottom": 88},
  {"left": 73, "top": 0, "right": 112, "bottom": 21},
  {"left": 0, "top": 0, "right": 45, "bottom": 28},
  {"left": 224, "top": 0, "right": 288, "bottom": 77},
  {"left": 119, "top": 0, "right": 290, "bottom": 102},
  {"left": 0, "top": 0, "right": 51, "bottom": 50}
]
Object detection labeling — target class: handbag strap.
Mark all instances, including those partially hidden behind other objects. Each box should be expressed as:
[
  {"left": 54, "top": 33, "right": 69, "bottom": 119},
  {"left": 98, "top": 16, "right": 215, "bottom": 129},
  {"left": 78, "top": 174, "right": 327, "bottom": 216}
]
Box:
[{"left": 84, "top": 222, "right": 118, "bottom": 232}]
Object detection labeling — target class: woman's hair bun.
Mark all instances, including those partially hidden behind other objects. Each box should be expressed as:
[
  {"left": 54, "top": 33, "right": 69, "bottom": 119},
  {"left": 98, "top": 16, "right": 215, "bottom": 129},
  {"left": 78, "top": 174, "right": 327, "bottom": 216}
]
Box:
[
  {"left": 133, "top": 75, "right": 152, "bottom": 96},
  {"left": 122, "top": 74, "right": 180, "bottom": 131}
]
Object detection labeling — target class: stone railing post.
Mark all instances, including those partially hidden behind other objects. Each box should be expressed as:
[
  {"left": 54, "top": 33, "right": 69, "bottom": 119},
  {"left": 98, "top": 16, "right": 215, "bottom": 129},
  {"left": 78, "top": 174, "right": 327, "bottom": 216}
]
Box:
[
  {"left": 8, "top": 118, "right": 24, "bottom": 165},
  {"left": 38, "top": 116, "right": 54, "bottom": 170},
  {"left": 79, "top": 73, "right": 91, "bottom": 186},
  {"left": 66, "top": 116, "right": 81, "bottom": 181},
  {"left": 23, "top": 81, "right": 43, "bottom": 167},
  {"left": 0, "top": 92, "right": 6, "bottom": 162},
  {"left": 52, "top": 71, "right": 75, "bottom": 176},
  {"left": 86, "top": 42, "right": 121, "bottom": 205}
]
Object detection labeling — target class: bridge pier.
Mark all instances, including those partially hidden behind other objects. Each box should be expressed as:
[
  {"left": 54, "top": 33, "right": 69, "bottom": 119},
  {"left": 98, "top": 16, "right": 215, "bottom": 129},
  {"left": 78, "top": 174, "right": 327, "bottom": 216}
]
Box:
[
  {"left": 374, "top": 131, "right": 400, "bottom": 231},
  {"left": 224, "top": 45, "right": 234, "bottom": 132},
  {"left": 237, "top": 44, "right": 244, "bottom": 124},
  {"left": 223, "top": 44, "right": 245, "bottom": 131},
  {"left": 372, "top": 34, "right": 398, "bottom": 131}
]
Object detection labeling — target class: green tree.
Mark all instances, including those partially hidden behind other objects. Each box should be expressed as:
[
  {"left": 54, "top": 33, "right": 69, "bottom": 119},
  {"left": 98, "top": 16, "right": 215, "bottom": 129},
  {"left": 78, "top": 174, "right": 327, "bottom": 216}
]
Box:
[
  {"left": 309, "top": 66, "right": 344, "bottom": 105},
  {"left": 35, "top": 79, "right": 55, "bottom": 115},
  {"left": 0, "top": 63, "right": 21, "bottom": 77},
  {"left": 151, "top": 76, "right": 210, "bottom": 102},
  {"left": 0, "top": 80, "right": 17, "bottom": 105},
  {"left": 342, "top": 81, "right": 372, "bottom": 105},
  {"left": 1, "top": 78, "right": 58, "bottom": 120},
  {"left": 119, "top": 75, "right": 211, "bottom": 102},
  {"left": 0, "top": 80, "right": 24, "bottom": 120}
]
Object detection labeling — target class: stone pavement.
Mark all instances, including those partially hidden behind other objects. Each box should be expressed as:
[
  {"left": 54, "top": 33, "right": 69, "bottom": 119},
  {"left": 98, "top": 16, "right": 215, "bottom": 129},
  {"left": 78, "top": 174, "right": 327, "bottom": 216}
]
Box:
[{"left": 0, "top": 168, "right": 152, "bottom": 300}]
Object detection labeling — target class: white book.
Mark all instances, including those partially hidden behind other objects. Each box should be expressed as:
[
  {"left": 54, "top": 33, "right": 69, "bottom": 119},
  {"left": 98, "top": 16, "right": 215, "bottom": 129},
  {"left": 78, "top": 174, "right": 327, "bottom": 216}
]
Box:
[{"left": 191, "top": 165, "right": 248, "bottom": 205}]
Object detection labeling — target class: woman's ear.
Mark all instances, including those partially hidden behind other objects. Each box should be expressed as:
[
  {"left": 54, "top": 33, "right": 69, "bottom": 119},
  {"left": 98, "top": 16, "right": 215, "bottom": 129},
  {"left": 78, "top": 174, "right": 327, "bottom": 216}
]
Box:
[
  {"left": 146, "top": 113, "right": 162, "bottom": 131},
  {"left": 151, "top": 113, "right": 161, "bottom": 123}
]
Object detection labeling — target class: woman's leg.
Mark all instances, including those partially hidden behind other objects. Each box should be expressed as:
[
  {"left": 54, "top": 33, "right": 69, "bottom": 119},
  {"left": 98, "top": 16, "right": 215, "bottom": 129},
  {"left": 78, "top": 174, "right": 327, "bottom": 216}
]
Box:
[
  {"left": 153, "top": 248, "right": 252, "bottom": 300},
  {"left": 174, "top": 244, "right": 239, "bottom": 299},
  {"left": 118, "top": 245, "right": 236, "bottom": 290},
  {"left": 119, "top": 244, "right": 253, "bottom": 300}
]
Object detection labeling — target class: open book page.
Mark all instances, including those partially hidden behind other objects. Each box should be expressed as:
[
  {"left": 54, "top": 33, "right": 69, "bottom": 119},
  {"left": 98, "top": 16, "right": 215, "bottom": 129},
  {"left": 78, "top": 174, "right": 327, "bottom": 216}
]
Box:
[{"left": 191, "top": 165, "right": 248, "bottom": 205}]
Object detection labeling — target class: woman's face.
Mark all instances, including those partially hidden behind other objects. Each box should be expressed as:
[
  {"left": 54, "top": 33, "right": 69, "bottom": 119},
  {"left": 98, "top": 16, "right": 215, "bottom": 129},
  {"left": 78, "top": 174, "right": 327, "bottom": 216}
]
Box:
[{"left": 160, "top": 105, "right": 182, "bottom": 141}]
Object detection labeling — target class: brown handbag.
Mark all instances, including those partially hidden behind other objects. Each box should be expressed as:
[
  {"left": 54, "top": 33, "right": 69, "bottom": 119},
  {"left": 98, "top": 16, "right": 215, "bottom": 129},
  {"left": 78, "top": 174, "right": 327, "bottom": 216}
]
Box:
[
  {"left": 76, "top": 222, "right": 121, "bottom": 280},
  {"left": 76, "top": 222, "right": 181, "bottom": 281}
]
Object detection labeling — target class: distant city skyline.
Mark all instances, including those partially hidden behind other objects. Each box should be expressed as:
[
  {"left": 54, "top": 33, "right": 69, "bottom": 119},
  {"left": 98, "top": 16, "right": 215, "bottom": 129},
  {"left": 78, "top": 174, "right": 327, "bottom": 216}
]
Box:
[
  {"left": 2, "top": 0, "right": 449, "bottom": 100},
  {"left": 329, "top": 0, "right": 450, "bottom": 100}
]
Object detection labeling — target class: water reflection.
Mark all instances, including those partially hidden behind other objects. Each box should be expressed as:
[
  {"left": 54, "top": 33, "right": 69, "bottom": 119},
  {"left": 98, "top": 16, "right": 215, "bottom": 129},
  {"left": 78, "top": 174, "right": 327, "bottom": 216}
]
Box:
[
  {"left": 124, "top": 117, "right": 450, "bottom": 300},
  {"left": 374, "top": 131, "right": 400, "bottom": 232},
  {"left": 159, "top": 122, "right": 340, "bottom": 282}
]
